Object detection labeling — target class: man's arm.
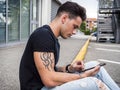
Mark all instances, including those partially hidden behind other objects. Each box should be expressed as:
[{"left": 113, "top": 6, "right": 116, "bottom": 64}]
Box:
[
  {"left": 56, "top": 60, "right": 84, "bottom": 73},
  {"left": 55, "top": 65, "right": 75, "bottom": 73},
  {"left": 34, "top": 52, "right": 100, "bottom": 88},
  {"left": 55, "top": 66, "right": 66, "bottom": 72}
]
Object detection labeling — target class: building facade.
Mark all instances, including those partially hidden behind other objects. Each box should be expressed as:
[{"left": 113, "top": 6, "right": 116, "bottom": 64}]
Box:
[
  {"left": 86, "top": 18, "right": 97, "bottom": 31},
  {"left": 0, "top": 0, "right": 69, "bottom": 46},
  {"left": 97, "top": 0, "right": 120, "bottom": 43}
]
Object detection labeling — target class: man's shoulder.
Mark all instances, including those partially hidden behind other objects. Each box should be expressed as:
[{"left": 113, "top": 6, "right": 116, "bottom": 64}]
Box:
[
  {"left": 29, "top": 25, "right": 56, "bottom": 43},
  {"left": 34, "top": 25, "right": 50, "bottom": 34},
  {"left": 30, "top": 25, "right": 51, "bottom": 38}
]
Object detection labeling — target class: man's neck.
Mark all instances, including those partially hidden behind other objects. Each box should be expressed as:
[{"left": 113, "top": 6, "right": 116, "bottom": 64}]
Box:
[{"left": 49, "top": 19, "right": 61, "bottom": 38}]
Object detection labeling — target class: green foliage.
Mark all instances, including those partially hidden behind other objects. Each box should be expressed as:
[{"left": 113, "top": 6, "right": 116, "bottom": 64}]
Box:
[
  {"left": 92, "top": 27, "right": 97, "bottom": 33},
  {"left": 79, "top": 21, "right": 86, "bottom": 32},
  {"left": 79, "top": 22, "right": 91, "bottom": 35},
  {"left": 84, "top": 29, "right": 91, "bottom": 35},
  {"left": 79, "top": 21, "right": 97, "bottom": 35}
]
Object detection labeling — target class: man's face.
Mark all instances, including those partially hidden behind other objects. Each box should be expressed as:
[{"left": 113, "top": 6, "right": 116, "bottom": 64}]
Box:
[{"left": 60, "top": 15, "right": 82, "bottom": 39}]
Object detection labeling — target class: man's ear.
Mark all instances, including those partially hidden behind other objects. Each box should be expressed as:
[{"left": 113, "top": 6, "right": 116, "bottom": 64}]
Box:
[{"left": 61, "top": 14, "right": 68, "bottom": 24}]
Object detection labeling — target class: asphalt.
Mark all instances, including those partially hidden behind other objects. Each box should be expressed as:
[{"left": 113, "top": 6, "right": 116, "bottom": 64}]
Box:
[
  {"left": 85, "top": 37, "right": 120, "bottom": 87},
  {"left": 0, "top": 34, "right": 120, "bottom": 90}
]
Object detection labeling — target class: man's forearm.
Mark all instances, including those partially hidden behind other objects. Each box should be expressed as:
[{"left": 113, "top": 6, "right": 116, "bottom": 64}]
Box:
[
  {"left": 46, "top": 71, "right": 83, "bottom": 88},
  {"left": 55, "top": 66, "right": 66, "bottom": 72}
]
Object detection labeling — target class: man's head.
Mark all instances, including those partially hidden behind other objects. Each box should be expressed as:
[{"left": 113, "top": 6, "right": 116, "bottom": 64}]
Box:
[
  {"left": 52, "top": 1, "right": 86, "bottom": 39},
  {"left": 56, "top": 1, "right": 86, "bottom": 21}
]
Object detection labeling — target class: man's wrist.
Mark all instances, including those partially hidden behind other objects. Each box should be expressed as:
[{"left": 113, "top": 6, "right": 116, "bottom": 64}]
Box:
[
  {"left": 66, "top": 64, "right": 74, "bottom": 73},
  {"left": 66, "top": 64, "right": 71, "bottom": 73},
  {"left": 78, "top": 73, "right": 86, "bottom": 79}
]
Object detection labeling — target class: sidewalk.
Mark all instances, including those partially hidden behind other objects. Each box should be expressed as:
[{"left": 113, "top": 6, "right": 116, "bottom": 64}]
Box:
[
  {"left": 0, "top": 44, "right": 25, "bottom": 90},
  {"left": 0, "top": 35, "right": 88, "bottom": 90},
  {"left": 0, "top": 34, "right": 119, "bottom": 90}
]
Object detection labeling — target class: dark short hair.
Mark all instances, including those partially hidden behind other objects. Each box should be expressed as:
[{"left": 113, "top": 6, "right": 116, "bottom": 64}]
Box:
[{"left": 56, "top": 1, "right": 86, "bottom": 21}]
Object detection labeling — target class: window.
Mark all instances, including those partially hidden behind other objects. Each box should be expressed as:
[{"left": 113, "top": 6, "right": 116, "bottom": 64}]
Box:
[
  {"left": 0, "top": 0, "right": 6, "bottom": 44},
  {"left": 21, "top": 0, "right": 30, "bottom": 40},
  {"left": 8, "top": 0, "right": 20, "bottom": 42}
]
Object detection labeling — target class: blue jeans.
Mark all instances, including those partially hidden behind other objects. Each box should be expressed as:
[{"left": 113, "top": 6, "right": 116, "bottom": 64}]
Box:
[{"left": 41, "top": 61, "right": 120, "bottom": 90}]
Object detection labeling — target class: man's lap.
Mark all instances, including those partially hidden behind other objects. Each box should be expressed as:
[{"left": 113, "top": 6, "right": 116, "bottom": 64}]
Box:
[
  {"left": 41, "top": 61, "right": 110, "bottom": 90},
  {"left": 41, "top": 77, "right": 99, "bottom": 90}
]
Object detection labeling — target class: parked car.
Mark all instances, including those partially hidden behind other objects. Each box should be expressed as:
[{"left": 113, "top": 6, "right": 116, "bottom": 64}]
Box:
[{"left": 91, "top": 31, "right": 97, "bottom": 37}]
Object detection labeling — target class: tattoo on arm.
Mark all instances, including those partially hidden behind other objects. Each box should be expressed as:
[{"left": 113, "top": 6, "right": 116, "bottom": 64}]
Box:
[{"left": 40, "top": 52, "right": 53, "bottom": 71}]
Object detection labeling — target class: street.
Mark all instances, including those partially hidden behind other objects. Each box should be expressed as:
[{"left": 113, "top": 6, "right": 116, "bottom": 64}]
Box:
[
  {"left": 0, "top": 35, "right": 120, "bottom": 90},
  {"left": 85, "top": 37, "right": 120, "bottom": 86}
]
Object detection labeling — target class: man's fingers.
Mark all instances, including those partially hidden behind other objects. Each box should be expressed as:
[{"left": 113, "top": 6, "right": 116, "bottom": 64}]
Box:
[{"left": 94, "top": 66, "right": 100, "bottom": 72}]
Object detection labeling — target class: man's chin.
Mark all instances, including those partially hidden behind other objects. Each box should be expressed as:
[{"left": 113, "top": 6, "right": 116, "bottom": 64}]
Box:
[
  {"left": 61, "top": 36, "right": 68, "bottom": 39},
  {"left": 61, "top": 35, "right": 72, "bottom": 39}
]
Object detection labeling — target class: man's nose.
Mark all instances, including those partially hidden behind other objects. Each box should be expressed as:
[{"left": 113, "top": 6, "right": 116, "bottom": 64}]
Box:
[{"left": 72, "top": 29, "right": 77, "bottom": 34}]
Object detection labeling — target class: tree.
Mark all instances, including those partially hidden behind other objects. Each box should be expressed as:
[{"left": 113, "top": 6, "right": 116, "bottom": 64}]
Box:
[{"left": 79, "top": 21, "right": 86, "bottom": 32}]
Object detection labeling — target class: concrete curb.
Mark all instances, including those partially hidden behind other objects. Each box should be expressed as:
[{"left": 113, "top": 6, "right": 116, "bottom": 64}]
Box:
[{"left": 72, "top": 35, "right": 92, "bottom": 64}]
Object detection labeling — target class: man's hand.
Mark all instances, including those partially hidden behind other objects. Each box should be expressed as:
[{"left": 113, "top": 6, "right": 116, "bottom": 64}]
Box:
[
  {"left": 83, "top": 66, "right": 100, "bottom": 77},
  {"left": 68, "top": 61, "right": 100, "bottom": 77},
  {"left": 68, "top": 61, "right": 85, "bottom": 72}
]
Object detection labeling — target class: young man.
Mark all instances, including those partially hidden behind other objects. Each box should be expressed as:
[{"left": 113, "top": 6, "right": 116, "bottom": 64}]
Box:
[{"left": 19, "top": 1, "right": 120, "bottom": 90}]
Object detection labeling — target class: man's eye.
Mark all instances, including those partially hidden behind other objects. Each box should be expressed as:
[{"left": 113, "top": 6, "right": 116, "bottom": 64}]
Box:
[{"left": 74, "top": 26, "right": 78, "bottom": 29}]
